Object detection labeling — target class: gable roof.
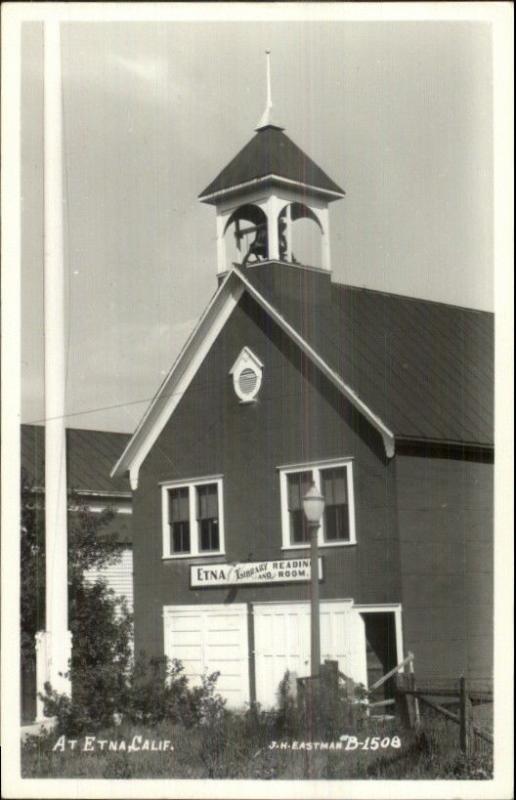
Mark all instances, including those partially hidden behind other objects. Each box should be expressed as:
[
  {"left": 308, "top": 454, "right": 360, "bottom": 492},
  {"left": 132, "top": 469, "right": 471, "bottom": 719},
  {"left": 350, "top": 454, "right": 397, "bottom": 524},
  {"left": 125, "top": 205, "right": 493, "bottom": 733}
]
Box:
[
  {"left": 330, "top": 285, "right": 493, "bottom": 446},
  {"left": 244, "top": 267, "right": 494, "bottom": 447},
  {"left": 111, "top": 267, "right": 395, "bottom": 488},
  {"left": 199, "top": 127, "right": 345, "bottom": 202},
  {"left": 112, "top": 264, "right": 494, "bottom": 488},
  {"left": 22, "top": 424, "right": 131, "bottom": 495}
]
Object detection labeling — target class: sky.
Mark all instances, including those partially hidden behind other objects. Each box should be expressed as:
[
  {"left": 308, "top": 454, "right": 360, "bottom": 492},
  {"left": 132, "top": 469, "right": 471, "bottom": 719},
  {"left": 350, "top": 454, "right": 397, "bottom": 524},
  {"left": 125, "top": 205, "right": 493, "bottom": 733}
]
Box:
[{"left": 21, "top": 19, "right": 494, "bottom": 433}]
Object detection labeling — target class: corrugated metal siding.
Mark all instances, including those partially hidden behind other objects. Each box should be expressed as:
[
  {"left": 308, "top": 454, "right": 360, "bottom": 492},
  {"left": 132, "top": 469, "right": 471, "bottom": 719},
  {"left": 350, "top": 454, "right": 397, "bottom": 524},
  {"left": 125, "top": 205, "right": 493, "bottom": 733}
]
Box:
[{"left": 84, "top": 547, "right": 133, "bottom": 611}]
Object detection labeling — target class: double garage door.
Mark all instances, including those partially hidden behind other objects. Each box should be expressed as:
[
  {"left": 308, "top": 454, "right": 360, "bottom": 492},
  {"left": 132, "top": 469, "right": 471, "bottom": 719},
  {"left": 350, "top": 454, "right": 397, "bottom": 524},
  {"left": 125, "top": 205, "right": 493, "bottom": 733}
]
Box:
[
  {"left": 163, "top": 604, "right": 250, "bottom": 707},
  {"left": 164, "top": 601, "right": 368, "bottom": 708}
]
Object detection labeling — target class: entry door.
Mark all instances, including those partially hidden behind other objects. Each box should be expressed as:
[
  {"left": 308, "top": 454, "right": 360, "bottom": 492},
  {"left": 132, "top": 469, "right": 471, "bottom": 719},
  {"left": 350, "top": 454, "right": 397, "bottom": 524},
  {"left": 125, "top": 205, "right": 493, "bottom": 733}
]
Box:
[
  {"left": 253, "top": 601, "right": 367, "bottom": 708},
  {"left": 163, "top": 604, "right": 249, "bottom": 708}
]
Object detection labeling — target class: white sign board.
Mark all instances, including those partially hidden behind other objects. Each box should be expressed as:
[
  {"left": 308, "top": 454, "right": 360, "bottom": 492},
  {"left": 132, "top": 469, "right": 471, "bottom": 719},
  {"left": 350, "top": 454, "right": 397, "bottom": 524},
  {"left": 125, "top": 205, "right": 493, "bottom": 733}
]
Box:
[{"left": 190, "top": 557, "right": 323, "bottom": 588}]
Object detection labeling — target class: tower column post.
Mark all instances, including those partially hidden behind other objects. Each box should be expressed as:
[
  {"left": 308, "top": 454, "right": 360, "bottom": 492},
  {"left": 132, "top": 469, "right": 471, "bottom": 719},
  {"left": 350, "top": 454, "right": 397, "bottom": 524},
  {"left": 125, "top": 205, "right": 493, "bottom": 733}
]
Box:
[
  {"left": 285, "top": 202, "right": 292, "bottom": 262},
  {"left": 318, "top": 206, "right": 332, "bottom": 271},
  {"left": 217, "top": 209, "right": 229, "bottom": 275},
  {"left": 216, "top": 210, "right": 228, "bottom": 274},
  {"left": 264, "top": 194, "right": 281, "bottom": 261}
]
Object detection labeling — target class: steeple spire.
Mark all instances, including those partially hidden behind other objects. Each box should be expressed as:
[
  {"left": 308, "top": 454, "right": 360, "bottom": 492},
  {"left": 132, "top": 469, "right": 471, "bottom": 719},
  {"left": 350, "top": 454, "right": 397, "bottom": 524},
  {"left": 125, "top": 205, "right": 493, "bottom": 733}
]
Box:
[{"left": 255, "top": 50, "right": 284, "bottom": 131}]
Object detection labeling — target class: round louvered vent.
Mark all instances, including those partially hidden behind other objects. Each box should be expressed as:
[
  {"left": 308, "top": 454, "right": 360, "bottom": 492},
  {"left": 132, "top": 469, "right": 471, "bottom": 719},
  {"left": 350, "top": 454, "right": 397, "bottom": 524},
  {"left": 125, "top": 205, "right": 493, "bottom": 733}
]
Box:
[
  {"left": 238, "top": 368, "right": 258, "bottom": 397},
  {"left": 231, "top": 347, "right": 263, "bottom": 402}
]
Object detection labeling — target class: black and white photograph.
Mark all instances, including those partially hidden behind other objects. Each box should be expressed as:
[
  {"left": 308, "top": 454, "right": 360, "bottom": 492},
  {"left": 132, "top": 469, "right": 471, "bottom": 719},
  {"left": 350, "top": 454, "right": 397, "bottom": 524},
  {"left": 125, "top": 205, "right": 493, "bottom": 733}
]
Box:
[{"left": 1, "top": 3, "right": 513, "bottom": 798}]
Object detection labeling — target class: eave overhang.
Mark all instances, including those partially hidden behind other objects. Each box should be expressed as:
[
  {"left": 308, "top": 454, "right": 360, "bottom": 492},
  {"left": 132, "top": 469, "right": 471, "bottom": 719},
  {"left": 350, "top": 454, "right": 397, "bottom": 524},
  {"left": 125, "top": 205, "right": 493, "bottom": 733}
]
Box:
[{"left": 199, "top": 174, "right": 345, "bottom": 206}]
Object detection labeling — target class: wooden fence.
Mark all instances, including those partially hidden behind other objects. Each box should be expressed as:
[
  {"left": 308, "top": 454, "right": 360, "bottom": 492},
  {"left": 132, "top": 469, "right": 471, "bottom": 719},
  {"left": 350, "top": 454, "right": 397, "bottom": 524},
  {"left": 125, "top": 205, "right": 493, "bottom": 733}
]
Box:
[
  {"left": 394, "top": 674, "right": 493, "bottom": 755},
  {"left": 297, "top": 656, "right": 493, "bottom": 758}
]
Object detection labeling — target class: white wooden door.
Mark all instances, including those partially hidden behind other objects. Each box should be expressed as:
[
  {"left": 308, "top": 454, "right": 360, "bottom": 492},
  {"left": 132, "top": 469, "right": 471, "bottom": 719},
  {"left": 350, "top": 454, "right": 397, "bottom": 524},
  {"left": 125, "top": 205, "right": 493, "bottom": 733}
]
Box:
[
  {"left": 253, "top": 601, "right": 367, "bottom": 708},
  {"left": 163, "top": 604, "right": 249, "bottom": 708}
]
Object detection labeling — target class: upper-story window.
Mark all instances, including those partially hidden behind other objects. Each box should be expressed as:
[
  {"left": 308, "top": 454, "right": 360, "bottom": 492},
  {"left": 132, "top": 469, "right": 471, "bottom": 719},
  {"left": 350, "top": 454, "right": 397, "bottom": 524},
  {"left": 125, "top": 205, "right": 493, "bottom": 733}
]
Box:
[
  {"left": 161, "top": 476, "right": 225, "bottom": 559},
  {"left": 279, "top": 459, "right": 356, "bottom": 550}
]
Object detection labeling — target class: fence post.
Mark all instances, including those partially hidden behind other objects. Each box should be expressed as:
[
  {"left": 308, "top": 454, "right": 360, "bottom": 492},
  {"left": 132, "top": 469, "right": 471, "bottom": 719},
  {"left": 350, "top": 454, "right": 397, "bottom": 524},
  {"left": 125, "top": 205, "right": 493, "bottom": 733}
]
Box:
[
  {"left": 395, "top": 673, "right": 416, "bottom": 729},
  {"left": 408, "top": 653, "right": 420, "bottom": 726},
  {"left": 344, "top": 675, "right": 356, "bottom": 729},
  {"left": 459, "top": 676, "right": 470, "bottom": 756},
  {"left": 321, "top": 660, "right": 339, "bottom": 737}
]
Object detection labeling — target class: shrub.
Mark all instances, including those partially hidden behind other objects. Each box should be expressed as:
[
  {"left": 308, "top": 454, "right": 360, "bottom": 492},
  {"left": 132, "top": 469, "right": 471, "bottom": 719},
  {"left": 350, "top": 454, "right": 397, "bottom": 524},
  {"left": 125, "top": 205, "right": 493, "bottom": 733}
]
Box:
[
  {"left": 275, "top": 670, "right": 301, "bottom": 737},
  {"left": 197, "top": 673, "right": 228, "bottom": 777},
  {"left": 42, "top": 647, "right": 228, "bottom": 738},
  {"left": 22, "top": 469, "right": 133, "bottom": 727},
  {"left": 122, "top": 654, "right": 218, "bottom": 728},
  {"left": 40, "top": 581, "right": 133, "bottom": 735}
]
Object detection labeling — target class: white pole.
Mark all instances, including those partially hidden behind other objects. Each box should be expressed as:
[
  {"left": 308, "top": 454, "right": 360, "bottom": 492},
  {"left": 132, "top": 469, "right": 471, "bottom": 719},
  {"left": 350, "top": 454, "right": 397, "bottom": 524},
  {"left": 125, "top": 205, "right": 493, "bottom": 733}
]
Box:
[{"left": 36, "top": 19, "right": 72, "bottom": 720}]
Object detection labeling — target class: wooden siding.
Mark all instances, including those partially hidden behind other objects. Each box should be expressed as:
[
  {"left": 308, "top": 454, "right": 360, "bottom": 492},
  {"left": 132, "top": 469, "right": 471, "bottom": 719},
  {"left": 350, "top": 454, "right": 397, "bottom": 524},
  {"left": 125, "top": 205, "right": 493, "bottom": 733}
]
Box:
[
  {"left": 396, "top": 455, "right": 493, "bottom": 689},
  {"left": 132, "top": 291, "right": 402, "bottom": 660},
  {"left": 84, "top": 547, "right": 134, "bottom": 611}
]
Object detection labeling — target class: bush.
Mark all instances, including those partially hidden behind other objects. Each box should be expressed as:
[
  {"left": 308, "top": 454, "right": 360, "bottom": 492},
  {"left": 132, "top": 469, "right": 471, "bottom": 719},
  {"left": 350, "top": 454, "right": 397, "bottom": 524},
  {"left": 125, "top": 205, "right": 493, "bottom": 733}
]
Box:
[
  {"left": 40, "top": 581, "right": 133, "bottom": 735},
  {"left": 123, "top": 655, "right": 224, "bottom": 729},
  {"left": 275, "top": 670, "right": 301, "bottom": 737},
  {"left": 41, "top": 647, "right": 228, "bottom": 739}
]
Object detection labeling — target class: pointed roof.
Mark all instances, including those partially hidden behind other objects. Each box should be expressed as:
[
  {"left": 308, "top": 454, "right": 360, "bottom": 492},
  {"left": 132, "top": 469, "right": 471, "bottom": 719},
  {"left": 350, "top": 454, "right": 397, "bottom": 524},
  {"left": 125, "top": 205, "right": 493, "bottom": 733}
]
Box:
[{"left": 199, "top": 127, "right": 345, "bottom": 203}]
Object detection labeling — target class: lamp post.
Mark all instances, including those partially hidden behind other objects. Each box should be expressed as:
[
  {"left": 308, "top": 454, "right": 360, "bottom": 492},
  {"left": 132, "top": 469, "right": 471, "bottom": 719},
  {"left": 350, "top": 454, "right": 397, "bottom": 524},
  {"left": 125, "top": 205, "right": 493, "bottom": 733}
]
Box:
[{"left": 303, "top": 483, "right": 325, "bottom": 678}]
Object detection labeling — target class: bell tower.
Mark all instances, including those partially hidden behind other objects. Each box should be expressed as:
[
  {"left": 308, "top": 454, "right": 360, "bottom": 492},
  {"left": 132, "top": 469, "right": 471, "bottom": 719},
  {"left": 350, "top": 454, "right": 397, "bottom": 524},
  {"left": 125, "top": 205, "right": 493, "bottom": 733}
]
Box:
[{"left": 199, "top": 52, "right": 345, "bottom": 277}]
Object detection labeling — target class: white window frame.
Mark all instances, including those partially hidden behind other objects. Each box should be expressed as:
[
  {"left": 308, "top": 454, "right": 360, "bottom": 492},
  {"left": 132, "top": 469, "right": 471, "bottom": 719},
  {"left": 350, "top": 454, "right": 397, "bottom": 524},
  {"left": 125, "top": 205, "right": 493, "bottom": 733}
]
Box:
[
  {"left": 161, "top": 475, "right": 225, "bottom": 560},
  {"left": 229, "top": 346, "right": 263, "bottom": 403},
  {"left": 279, "top": 458, "right": 357, "bottom": 550}
]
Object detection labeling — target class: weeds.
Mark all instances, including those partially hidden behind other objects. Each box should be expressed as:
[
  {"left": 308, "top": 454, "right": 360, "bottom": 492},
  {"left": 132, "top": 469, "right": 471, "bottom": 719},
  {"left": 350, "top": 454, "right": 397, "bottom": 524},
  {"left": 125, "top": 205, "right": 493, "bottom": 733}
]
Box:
[{"left": 24, "top": 663, "right": 493, "bottom": 780}]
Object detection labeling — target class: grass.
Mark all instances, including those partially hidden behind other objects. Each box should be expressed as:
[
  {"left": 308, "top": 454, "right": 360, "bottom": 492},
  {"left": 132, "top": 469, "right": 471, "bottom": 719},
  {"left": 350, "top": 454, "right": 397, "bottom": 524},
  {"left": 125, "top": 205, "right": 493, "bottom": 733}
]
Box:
[{"left": 21, "top": 709, "right": 493, "bottom": 779}]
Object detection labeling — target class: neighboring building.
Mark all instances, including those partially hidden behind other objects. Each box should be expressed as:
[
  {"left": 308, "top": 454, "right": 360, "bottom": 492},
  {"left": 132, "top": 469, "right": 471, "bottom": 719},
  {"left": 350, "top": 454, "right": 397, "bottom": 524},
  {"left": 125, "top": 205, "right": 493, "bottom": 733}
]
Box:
[
  {"left": 21, "top": 424, "right": 133, "bottom": 721},
  {"left": 111, "top": 107, "right": 494, "bottom": 708}
]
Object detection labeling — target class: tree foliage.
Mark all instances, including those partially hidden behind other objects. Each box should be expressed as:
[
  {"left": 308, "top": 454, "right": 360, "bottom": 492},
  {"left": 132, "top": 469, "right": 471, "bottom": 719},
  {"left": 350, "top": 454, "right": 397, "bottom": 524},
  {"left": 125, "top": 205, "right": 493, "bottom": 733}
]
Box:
[{"left": 21, "top": 467, "right": 133, "bottom": 721}]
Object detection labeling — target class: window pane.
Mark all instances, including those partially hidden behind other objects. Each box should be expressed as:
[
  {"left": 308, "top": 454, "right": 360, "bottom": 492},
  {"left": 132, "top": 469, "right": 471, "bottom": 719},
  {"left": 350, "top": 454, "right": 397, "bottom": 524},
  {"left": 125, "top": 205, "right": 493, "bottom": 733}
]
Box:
[
  {"left": 322, "top": 467, "right": 350, "bottom": 542},
  {"left": 169, "top": 487, "right": 189, "bottom": 522},
  {"left": 287, "top": 471, "right": 313, "bottom": 544},
  {"left": 287, "top": 471, "right": 312, "bottom": 510},
  {"left": 200, "top": 519, "right": 219, "bottom": 552},
  {"left": 321, "top": 467, "right": 347, "bottom": 505},
  {"left": 172, "top": 521, "right": 190, "bottom": 553},
  {"left": 197, "top": 484, "right": 218, "bottom": 519},
  {"left": 197, "top": 484, "right": 220, "bottom": 552},
  {"left": 290, "top": 509, "right": 310, "bottom": 543},
  {"left": 324, "top": 506, "right": 350, "bottom": 541}
]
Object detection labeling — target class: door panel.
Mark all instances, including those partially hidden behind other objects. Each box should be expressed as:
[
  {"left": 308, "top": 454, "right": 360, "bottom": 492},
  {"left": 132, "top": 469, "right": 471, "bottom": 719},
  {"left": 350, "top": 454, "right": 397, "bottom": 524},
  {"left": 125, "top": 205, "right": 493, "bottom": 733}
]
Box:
[
  {"left": 253, "top": 601, "right": 368, "bottom": 708},
  {"left": 164, "top": 604, "right": 249, "bottom": 707}
]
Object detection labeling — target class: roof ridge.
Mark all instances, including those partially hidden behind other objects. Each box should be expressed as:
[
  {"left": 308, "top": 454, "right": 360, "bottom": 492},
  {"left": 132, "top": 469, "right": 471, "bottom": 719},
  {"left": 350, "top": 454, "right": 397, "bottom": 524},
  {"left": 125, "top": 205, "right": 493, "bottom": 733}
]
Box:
[{"left": 331, "top": 281, "right": 494, "bottom": 315}]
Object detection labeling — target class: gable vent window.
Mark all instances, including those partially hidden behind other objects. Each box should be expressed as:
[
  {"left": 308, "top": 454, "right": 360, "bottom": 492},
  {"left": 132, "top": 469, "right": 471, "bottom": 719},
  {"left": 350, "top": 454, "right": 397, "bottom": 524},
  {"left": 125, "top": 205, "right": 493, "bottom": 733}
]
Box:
[
  {"left": 230, "top": 347, "right": 263, "bottom": 403},
  {"left": 239, "top": 368, "right": 258, "bottom": 396}
]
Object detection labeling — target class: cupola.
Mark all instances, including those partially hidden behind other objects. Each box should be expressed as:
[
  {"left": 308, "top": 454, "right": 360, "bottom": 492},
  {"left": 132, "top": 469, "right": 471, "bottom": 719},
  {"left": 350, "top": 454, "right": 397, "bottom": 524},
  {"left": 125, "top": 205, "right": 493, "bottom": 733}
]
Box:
[{"left": 199, "top": 52, "right": 345, "bottom": 277}]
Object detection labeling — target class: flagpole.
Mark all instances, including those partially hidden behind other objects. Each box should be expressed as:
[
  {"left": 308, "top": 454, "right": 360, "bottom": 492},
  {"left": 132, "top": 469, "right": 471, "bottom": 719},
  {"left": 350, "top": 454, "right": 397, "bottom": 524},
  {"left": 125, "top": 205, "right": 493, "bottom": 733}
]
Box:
[{"left": 36, "top": 18, "right": 72, "bottom": 720}]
